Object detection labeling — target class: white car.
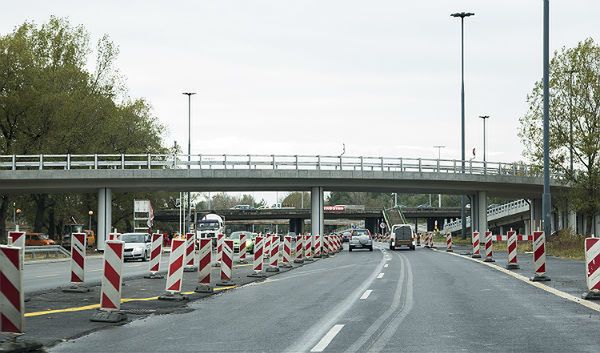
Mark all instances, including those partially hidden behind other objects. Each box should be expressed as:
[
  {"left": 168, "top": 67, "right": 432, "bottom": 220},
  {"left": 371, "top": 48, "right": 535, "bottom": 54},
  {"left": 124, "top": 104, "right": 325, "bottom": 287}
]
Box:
[
  {"left": 122, "top": 233, "right": 151, "bottom": 262},
  {"left": 348, "top": 229, "right": 373, "bottom": 252}
]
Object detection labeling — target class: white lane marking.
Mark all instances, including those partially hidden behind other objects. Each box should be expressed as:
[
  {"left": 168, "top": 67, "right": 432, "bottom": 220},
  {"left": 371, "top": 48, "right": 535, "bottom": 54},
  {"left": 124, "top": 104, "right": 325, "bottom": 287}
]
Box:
[
  {"left": 284, "top": 249, "right": 387, "bottom": 353},
  {"left": 384, "top": 264, "right": 389, "bottom": 268},
  {"left": 310, "top": 324, "right": 344, "bottom": 352},
  {"left": 437, "top": 249, "right": 600, "bottom": 313},
  {"left": 360, "top": 290, "right": 373, "bottom": 300},
  {"left": 377, "top": 273, "right": 384, "bottom": 279}
]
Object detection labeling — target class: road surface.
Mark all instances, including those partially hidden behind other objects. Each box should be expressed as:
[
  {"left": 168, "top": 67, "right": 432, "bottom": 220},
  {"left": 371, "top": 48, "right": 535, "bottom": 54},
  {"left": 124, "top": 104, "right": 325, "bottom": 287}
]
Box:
[{"left": 50, "top": 244, "right": 600, "bottom": 352}]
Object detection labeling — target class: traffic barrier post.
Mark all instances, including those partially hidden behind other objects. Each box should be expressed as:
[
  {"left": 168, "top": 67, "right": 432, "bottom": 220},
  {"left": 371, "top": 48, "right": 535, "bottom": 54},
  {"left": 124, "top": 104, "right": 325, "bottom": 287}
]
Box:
[
  {"left": 483, "top": 230, "right": 495, "bottom": 262},
  {"left": 144, "top": 233, "right": 164, "bottom": 279},
  {"left": 471, "top": 231, "right": 481, "bottom": 259},
  {"left": 217, "top": 239, "right": 234, "bottom": 285},
  {"left": 282, "top": 235, "right": 293, "bottom": 268},
  {"left": 107, "top": 233, "right": 121, "bottom": 242},
  {"left": 63, "top": 233, "right": 90, "bottom": 292},
  {"left": 91, "top": 240, "right": 127, "bottom": 322},
  {"left": 314, "top": 234, "right": 322, "bottom": 258},
  {"left": 304, "top": 235, "right": 313, "bottom": 261},
  {"left": 0, "top": 245, "right": 24, "bottom": 333},
  {"left": 322, "top": 235, "right": 330, "bottom": 258},
  {"left": 294, "top": 235, "right": 304, "bottom": 264},
  {"left": 213, "top": 233, "right": 224, "bottom": 267},
  {"left": 184, "top": 233, "right": 197, "bottom": 272},
  {"left": 583, "top": 237, "right": 600, "bottom": 299},
  {"left": 264, "top": 234, "right": 272, "bottom": 261},
  {"left": 267, "top": 235, "right": 280, "bottom": 272},
  {"left": 446, "top": 232, "right": 453, "bottom": 252},
  {"left": 530, "top": 230, "right": 551, "bottom": 282},
  {"left": 506, "top": 229, "right": 520, "bottom": 269},
  {"left": 238, "top": 233, "right": 247, "bottom": 264},
  {"left": 195, "top": 238, "right": 213, "bottom": 293},
  {"left": 159, "top": 238, "right": 188, "bottom": 301},
  {"left": 248, "top": 236, "right": 266, "bottom": 278}
]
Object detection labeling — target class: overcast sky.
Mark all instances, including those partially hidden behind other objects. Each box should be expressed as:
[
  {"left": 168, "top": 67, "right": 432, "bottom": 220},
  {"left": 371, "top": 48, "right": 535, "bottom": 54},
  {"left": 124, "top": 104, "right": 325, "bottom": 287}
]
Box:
[{"left": 2, "top": 1, "right": 599, "bottom": 203}]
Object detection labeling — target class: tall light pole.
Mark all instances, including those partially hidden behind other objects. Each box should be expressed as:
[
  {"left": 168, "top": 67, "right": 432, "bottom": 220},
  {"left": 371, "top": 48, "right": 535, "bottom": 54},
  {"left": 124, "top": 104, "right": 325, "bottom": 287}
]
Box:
[
  {"left": 478, "top": 116, "right": 490, "bottom": 162},
  {"left": 183, "top": 92, "right": 196, "bottom": 233},
  {"left": 88, "top": 210, "right": 94, "bottom": 232},
  {"left": 542, "top": 0, "right": 552, "bottom": 257},
  {"left": 451, "top": 11, "right": 474, "bottom": 238},
  {"left": 434, "top": 146, "right": 446, "bottom": 207}
]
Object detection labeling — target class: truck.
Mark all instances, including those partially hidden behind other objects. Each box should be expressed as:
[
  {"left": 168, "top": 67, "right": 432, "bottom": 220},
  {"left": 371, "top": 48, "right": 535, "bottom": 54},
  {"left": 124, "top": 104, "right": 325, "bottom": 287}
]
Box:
[
  {"left": 389, "top": 224, "right": 415, "bottom": 250},
  {"left": 196, "top": 213, "right": 224, "bottom": 245}
]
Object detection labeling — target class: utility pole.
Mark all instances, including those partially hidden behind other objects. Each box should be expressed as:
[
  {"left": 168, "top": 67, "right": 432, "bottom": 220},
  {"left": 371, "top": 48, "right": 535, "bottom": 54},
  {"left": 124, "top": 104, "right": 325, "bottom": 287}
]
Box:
[
  {"left": 451, "top": 11, "right": 475, "bottom": 239},
  {"left": 478, "top": 116, "right": 490, "bottom": 162},
  {"left": 434, "top": 145, "right": 446, "bottom": 207},
  {"left": 183, "top": 92, "right": 196, "bottom": 233},
  {"left": 542, "top": 0, "right": 552, "bottom": 248}
]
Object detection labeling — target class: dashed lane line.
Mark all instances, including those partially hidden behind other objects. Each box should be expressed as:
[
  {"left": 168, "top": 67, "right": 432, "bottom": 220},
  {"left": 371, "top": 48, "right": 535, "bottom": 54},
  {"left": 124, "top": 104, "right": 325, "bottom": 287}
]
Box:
[
  {"left": 384, "top": 264, "right": 389, "bottom": 268},
  {"left": 360, "top": 290, "right": 373, "bottom": 300},
  {"left": 310, "top": 324, "right": 345, "bottom": 352},
  {"left": 435, "top": 248, "right": 600, "bottom": 313},
  {"left": 377, "top": 273, "right": 384, "bottom": 279}
]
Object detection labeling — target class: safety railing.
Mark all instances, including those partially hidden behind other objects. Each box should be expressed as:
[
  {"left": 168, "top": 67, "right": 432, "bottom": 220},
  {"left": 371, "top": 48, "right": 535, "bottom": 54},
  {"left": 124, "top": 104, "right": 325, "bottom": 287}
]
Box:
[
  {"left": 0, "top": 154, "right": 543, "bottom": 178},
  {"left": 442, "top": 199, "right": 531, "bottom": 233}
]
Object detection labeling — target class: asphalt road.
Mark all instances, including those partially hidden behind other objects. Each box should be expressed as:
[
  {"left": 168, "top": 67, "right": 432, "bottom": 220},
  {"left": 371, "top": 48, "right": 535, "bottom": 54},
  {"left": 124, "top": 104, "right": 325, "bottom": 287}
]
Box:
[{"left": 50, "top": 243, "right": 600, "bottom": 353}]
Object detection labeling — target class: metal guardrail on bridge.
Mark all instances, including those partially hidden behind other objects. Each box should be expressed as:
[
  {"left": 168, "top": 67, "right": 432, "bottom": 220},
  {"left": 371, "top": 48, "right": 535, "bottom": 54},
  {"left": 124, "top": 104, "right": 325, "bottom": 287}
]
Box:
[
  {"left": 0, "top": 154, "right": 543, "bottom": 177},
  {"left": 442, "top": 199, "right": 531, "bottom": 233}
]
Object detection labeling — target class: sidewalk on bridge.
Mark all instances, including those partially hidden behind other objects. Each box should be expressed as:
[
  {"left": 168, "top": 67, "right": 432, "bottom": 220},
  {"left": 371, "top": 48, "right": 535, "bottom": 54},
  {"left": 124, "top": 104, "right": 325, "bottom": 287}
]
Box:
[
  {"left": 1, "top": 256, "right": 313, "bottom": 350},
  {"left": 430, "top": 242, "right": 590, "bottom": 299}
]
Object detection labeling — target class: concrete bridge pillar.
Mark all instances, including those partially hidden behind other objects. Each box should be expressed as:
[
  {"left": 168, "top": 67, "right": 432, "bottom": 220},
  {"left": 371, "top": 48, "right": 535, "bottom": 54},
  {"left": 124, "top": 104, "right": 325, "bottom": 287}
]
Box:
[
  {"left": 470, "top": 194, "right": 478, "bottom": 232},
  {"left": 531, "top": 198, "right": 543, "bottom": 233},
  {"left": 97, "top": 187, "right": 112, "bottom": 251},
  {"left": 364, "top": 218, "right": 378, "bottom": 235},
  {"left": 289, "top": 218, "right": 304, "bottom": 235},
  {"left": 477, "top": 191, "right": 487, "bottom": 255},
  {"left": 311, "top": 187, "right": 324, "bottom": 237}
]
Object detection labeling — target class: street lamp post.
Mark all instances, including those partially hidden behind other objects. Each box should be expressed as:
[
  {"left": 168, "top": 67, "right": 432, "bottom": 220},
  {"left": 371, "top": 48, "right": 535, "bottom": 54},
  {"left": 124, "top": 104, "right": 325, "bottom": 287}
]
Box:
[
  {"left": 434, "top": 146, "right": 446, "bottom": 207},
  {"left": 478, "top": 116, "right": 490, "bottom": 163},
  {"left": 183, "top": 92, "right": 196, "bottom": 233},
  {"left": 88, "top": 210, "right": 94, "bottom": 232},
  {"left": 542, "top": 0, "right": 552, "bottom": 255},
  {"left": 451, "top": 11, "right": 474, "bottom": 238}
]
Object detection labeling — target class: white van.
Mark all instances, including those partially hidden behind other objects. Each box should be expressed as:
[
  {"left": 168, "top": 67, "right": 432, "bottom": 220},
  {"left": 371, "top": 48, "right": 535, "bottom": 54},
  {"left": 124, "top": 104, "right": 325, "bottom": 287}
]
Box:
[{"left": 390, "top": 224, "right": 416, "bottom": 250}]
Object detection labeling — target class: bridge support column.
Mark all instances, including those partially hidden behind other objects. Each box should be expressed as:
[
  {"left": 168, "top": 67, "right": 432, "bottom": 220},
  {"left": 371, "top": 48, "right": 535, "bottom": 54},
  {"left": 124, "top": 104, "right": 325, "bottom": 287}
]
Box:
[
  {"left": 364, "top": 218, "right": 378, "bottom": 235},
  {"left": 470, "top": 194, "right": 478, "bottom": 232},
  {"left": 531, "top": 198, "right": 543, "bottom": 233},
  {"left": 97, "top": 187, "right": 112, "bottom": 251},
  {"left": 477, "top": 191, "right": 487, "bottom": 255},
  {"left": 311, "top": 187, "right": 324, "bottom": 237},
  {"left": 289, "top": 218, "right": 304, "bottom": 235}
]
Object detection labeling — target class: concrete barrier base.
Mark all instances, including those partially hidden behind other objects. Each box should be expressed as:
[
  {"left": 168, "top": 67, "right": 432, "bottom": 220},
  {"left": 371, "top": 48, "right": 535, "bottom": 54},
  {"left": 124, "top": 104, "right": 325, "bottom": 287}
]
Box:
[
  {"left": 483, "top": 258, "right": 495, "bottom": 263},
  {"left": 90, "top": 309, "right": 127, "bottom": 323},
  {"left": 158, "top": 293, "right": 189, "bottom": 301},
  {"left": 446, "top": 249, "right": 453, "bottom": 253},
  {"left": 183, "top": 266, "right": 198, "bottom": 272},
  {"left": 530, "top": 275, "right": 551, "bottom": 282},
  {"left": 471, "top": 254, "right": 481, "bottom": 259},
  {"left": 216, "top": 280, "right": 234, "bottom": 286},
  {"left": 506, "top": 263, "right": 520, "bottom": 269},
  {"left": 247, "top": 272, "right": 266, "bottom": 278},
  {"left": 266, "top": 266, "right": 280, "bottom": 272},
  {"left": 293, "top": 259, "right": 304, "bottom": 264},
  {"left": 144, "top": 273, "right": 164, "bottom": 279},
  {"left": 582, "top": 290, "right": 600, "bottom": 300},
  {"left": 194, "top": 284, "right": 214, "bottom": 294}
]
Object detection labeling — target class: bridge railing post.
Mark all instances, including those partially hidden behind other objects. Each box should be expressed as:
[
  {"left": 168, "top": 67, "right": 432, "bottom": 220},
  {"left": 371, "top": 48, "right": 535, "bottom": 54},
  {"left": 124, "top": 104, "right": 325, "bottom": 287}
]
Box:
[
  {"left": 248, "top": 154, "right": 252, "bottom": 169},
  {"left": 360, "top": 156, "right": 364, "bottom": 171},
  {"left": 272, "top": 155, "right": 276, "bottom": 170},
  {"left": 339, "top": 156, "right": 343, "bottom": 171},
  {"left": 380, "top": 157, "right": 384, "bottom": 171},
  {"left": 39, "top": 154, "right": 43, "bottom": 170},
  {"left": 483, "top": 161, "right": 487, "bottom": 175},
  {"left": 223, "top": 154, "right": 227, "bottom": 170},
  {"left": 121, "top": 154, "right": 125, "bottom": 169},
  {"left": 11, "top": 155, "right": 16, "bottom": 170},
  {"left": 147, "top": 154, "right": 151, "bottom": 169},
  {"left": 437, "top": 159, "right": 440, "bottom": 173},
  {"left": 94, "top": 154, "right": 98, "bottom": 169},
  {"left": 453, "top": 160, "right": 457, "bottom": 173},
  {"left": 512, "top": 163, "right": 516, "bottom": 175},
  {"left": 469, "top": 160, "right": 473, "bottom": 174},
  {"left": 400, "top": 157, "right": 403, "bottom": 172},
  {"left": 67, "top": 154, "right": 71, "bottom": 170},
  {"left": 418, "top": 158, "right": 422, "bottom": 172},
  {"left": 295, "top": 155, "right": 299, "bottom": 170},
  {"left": 198, "top": 154, "right": 203, "bottom": 169}
]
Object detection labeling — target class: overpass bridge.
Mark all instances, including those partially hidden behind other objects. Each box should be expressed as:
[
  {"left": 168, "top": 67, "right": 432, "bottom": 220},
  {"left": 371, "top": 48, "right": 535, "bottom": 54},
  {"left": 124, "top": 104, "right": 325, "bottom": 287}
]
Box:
[{"left": 0, "top": 153, "right": 569, "bottom": 250}]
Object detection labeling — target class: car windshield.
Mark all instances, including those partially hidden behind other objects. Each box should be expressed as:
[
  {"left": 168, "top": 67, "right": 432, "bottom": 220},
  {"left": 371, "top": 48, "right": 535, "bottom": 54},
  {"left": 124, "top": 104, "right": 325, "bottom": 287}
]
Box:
[
  {"left": 198, "top": 221, "right": 219, "bottom": 230},
  {"left": 121, "top": 234, "right": 145, "bottom": 243},
  {"left": 352, "top": 229, "right": 369, "bottom": 236}
]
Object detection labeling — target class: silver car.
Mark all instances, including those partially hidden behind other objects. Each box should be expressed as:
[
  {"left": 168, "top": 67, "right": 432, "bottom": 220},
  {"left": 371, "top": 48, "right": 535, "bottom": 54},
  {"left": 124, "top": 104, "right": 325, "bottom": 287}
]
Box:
[
  {"left": 122, "top": 233, "right": 151, "bottom": 262},
  {"left": 348, "top": 229, "right": 373, "bottom": 252}
]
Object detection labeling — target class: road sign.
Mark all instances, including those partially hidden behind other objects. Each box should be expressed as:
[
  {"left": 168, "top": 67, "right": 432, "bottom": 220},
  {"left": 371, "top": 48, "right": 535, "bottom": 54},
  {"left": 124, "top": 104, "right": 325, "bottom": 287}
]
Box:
[{"left": 380, "top": 222, "right": 386, "bottom": 229}]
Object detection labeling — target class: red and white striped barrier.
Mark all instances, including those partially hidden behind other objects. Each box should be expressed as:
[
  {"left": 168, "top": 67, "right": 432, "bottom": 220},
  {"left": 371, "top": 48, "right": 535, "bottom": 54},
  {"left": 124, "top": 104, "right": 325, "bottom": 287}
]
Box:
[
  {"left": 282, "top": 236, "right": 292, "bottom": 268},
  {"left": 446, "top": 233, "right": 453, "bottom": 252},
  {"left": 238, "top": 233, "right": 247, "bottom": 263},
  {"left": 214, "top": 233, "right": 224, "bottom": 267},
  {"left": 195, "top": 238, "right": 213, "bottom": 293},
  {"left": 483, "top": 231, "right": 494, "bottom": 262},
  {"left": 491, "top": 234, "right": 533, "bottom": 241},
  {"left": 218, "top": 239, "right": 234, "bottom": 285},
  {"left": 304, "top": 235, "right": 313, "bottom": 261},
  {"left": 583, "top": 237, "right": 600, "bottom": 299},
  {"left": 107, "top": 233, "right": 121, "bottom": 242},
  {"left": 248, "top": 236, "right": 266, "bottom": 277},
  {"left": 531, "top": 230, "right": 550, "bottom": 281},
  {"left": 7, "top": 231, "right": 25, "bottom": 250},
  {"left": 64, "top": 233, "right": 89, "bottom": 292},
  {"left": 424, "top": 233, "right": 430, "bottom": 248},
  {"left": 184, "top": 233, "right": 197, "bottom": 272},
  {"left": 99, "top": 240, "right": 125, "bottom": 311},
  {"left": 506, "top": 229, "right": 520, "bottom": 269},
  {"left": 267, "top": 236, "right": 280, "bottom": 272},
  {"left": 0, "top": 245, "right": 24, "bottom": 333},
  {"left": 314, "top": 234, "right": 322, "bottom": 258},
  {"left": 164, "top": 238, "right": 185, "bottom": 295},
  {"left": 471, "top": 231, "right": 481, "bottom": 258},
  {"left": 322, "top": 235, "right": 330, "bottom": 257},
  {"left": 145, "top": 233, "right": 164, "bottom": 279},
  {"left": 294, "top": 235, "right": 304, "bottom": 264},
  {"left": 264, "top": 234, "right": 272, "bottom": 260}
]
